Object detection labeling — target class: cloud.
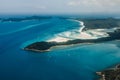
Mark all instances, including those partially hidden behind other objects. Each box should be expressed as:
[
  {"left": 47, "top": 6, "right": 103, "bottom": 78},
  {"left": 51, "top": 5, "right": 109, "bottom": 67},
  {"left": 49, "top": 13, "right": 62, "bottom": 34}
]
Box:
[
  {"left": 68, "top": 1, "right": 80, "bottom": 6},
  {"left": 67, "top": 0, "right": 120, "bottom": 7},
  {"left": 0, "top": 0, "right": 120, "bottom": 14},
  {"left": 67, "top": 0, "right": 120, "bottom": 13},
  {"left": 31, "top": 5, "right": 47, "bottom": 10}
]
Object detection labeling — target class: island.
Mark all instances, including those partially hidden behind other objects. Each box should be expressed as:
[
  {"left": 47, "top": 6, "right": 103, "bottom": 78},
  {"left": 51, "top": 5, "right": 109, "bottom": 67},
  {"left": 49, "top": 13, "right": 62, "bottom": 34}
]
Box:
[
  {"left": 24, "top": 18, "right": 120, "bottom": 52},
  {"left": 96, "top": 64, "right": 120, "bottom": 80}
]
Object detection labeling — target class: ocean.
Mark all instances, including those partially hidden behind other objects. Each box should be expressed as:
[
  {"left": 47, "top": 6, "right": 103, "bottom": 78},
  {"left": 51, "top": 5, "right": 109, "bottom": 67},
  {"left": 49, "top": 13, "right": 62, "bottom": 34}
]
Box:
[{"left": 0, "top": 17, "right": 120, "bottom": 80}]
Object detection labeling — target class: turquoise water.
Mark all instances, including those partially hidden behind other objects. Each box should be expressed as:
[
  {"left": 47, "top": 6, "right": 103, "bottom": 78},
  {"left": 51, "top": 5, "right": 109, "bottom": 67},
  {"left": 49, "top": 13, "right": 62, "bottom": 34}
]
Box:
[{"left": 0, "top": 18, "right": 120, "bottom": 80}]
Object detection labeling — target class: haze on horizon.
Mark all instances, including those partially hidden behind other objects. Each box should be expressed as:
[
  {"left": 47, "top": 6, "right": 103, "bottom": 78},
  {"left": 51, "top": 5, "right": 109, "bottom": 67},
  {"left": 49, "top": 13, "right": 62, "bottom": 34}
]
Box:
[{"left": 0, "top": 0, "right": 120, "bottom": 15}]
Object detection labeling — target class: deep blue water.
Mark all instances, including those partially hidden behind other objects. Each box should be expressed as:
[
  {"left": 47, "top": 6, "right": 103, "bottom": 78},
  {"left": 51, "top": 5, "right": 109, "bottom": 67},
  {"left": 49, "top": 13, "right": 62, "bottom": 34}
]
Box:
[{"left": 0, "top": 18, "right": 120, "bottom": 80}]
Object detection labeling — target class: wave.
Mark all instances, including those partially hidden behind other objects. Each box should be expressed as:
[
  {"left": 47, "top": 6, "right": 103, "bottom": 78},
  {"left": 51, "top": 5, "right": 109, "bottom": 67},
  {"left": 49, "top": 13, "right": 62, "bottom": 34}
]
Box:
[{"left": 0, "top": 22, "right": 50, "bottom": 36}]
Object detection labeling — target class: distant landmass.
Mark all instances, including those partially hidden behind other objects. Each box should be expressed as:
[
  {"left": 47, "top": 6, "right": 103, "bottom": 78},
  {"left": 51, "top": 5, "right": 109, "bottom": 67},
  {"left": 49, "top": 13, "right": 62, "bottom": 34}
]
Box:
[{"left": 0, "top": 16, "right": 52, "bottom": 22}]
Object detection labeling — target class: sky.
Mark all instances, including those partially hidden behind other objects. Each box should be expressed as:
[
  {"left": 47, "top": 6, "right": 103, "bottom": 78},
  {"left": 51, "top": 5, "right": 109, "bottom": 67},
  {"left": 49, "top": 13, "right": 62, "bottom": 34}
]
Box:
[{"left": 0, "top": 0, "right": 120, "bottom": 15}]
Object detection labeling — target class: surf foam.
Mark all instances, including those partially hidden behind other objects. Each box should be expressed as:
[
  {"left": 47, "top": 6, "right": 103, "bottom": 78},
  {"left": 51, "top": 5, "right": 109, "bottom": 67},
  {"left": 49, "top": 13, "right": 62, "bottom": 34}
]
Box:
[{"left": 48, "top": 19, "right": 110, "bottom": 42}]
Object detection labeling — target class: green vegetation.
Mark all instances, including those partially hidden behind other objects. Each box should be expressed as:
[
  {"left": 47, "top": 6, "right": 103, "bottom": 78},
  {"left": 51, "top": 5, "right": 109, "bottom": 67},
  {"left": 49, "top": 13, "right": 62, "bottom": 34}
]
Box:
[{"left": 76, "top": 18, "right": 120, "bottom": 30}]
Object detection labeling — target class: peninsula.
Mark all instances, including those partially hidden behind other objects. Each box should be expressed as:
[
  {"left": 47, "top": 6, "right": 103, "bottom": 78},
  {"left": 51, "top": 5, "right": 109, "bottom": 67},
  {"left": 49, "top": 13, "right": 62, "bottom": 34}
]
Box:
[{"left": 24, "top": 18, "right": 120, "bottom": 52}]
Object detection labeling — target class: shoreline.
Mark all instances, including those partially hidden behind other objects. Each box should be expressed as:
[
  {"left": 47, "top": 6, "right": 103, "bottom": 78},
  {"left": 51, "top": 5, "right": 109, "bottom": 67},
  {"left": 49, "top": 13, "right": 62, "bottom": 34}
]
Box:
[{"left": 47, "top": 19, "right": 85, "bottom": 42}]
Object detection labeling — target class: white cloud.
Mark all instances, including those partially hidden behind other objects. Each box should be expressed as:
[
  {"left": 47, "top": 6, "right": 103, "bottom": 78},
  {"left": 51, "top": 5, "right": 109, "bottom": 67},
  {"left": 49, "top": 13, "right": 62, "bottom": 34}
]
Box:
[
  {"left": 33, "top": 5, "right": 47, "bottom": 10},
  {"left": 67, "top": 0, "right": 120, "bottom": 7},
  {"left": 68, "top": 1, "right": 80, "bottom": 6},
  {"left": 67, "top": 0, "right": 120, "bottom": 13},
  {"left": 0, "top": 0, "right": 120, "bottom": 14}
]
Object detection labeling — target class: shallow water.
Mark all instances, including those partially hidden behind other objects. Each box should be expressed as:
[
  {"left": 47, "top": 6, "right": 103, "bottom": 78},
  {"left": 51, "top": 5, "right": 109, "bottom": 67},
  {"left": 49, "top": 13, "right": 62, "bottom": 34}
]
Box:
[{"left": 0, "top": 18, "right": 120, "bottom": 80}]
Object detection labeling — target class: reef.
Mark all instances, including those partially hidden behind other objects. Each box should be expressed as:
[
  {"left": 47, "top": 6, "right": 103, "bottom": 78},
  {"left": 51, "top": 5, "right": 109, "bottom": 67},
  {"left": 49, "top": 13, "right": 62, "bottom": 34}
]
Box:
[{"left": 96, "top": 64, "right": 120, "bottom": 80}]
